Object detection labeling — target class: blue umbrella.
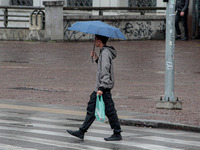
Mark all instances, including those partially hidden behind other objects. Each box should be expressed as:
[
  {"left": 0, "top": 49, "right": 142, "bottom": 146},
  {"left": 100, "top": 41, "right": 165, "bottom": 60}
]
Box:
[{"left": 68, "top": 21, "right": 126, "bottom": 40}]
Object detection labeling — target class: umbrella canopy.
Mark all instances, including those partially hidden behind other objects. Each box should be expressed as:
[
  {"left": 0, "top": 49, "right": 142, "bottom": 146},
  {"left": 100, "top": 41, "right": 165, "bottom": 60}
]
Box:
[{"left": 68, "top": 21, "right": 126, "bottom": 40}]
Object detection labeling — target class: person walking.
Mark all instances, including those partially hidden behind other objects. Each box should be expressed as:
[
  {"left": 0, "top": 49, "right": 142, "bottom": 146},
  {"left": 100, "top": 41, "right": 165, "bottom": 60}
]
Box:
[
  {"left": 66, "top": 34, "right": 122, "bottom": 141},
  {"left": 175, "top": 0, "right": 189, "bottom": 41}
]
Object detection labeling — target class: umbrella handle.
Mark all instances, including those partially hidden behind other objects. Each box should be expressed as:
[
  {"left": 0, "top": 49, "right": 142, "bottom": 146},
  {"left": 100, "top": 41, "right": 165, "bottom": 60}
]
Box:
[
  {"left": 91, "top": 57, "right": 94, "bottom": 63},
  {"left": 91, "top": 56, "right": 94, "bottom": 63}
]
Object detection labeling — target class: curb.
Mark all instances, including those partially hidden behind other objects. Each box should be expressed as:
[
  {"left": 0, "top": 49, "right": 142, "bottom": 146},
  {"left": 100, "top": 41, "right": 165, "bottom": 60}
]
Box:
[{"left": 119, "top": 118, "right": 200, "bottom": 133}]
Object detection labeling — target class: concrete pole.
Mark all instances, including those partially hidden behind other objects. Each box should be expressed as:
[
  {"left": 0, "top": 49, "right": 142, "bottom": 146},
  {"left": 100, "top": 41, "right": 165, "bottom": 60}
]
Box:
[
  {"left": 43, "top": 1, "right": 65, "bottom": 41},
  {"left": 164, "top": 0, "right": 175, "bottom": 102},
  {"left": 156, "top": 0, "right": 182, "bottom": 110}
]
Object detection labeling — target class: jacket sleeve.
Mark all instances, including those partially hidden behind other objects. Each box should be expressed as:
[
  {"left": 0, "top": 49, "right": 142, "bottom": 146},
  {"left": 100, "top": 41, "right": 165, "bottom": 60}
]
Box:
[
  {"left": 98, "top": 51, "right": 111, "bottom": 92},
  {"left": 182, "top": 0, "right": 189, "bottom": 12}
]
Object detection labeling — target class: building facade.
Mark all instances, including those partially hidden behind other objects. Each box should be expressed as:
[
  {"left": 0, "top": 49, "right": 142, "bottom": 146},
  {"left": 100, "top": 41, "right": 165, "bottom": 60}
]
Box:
[
  {"left": 0, "top": 0, "right": 166, "bottom": 8},
  {"left": 0, "top": 0, "right": 199, "bottom": 39},
  {"left": 0, "top": 0, "right": 195, "bottom": 15}
]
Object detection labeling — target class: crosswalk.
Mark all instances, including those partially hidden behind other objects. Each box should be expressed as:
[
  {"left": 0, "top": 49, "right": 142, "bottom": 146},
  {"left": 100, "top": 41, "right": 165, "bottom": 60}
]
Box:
[{"left": 0, "top": 105, "right": 199, "bottom": 150}]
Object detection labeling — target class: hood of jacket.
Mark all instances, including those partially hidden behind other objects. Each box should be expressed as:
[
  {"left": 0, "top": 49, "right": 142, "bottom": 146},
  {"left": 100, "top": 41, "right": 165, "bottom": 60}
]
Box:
[{"left": 100, "top": 45, "right": 117, "bottom": 60}]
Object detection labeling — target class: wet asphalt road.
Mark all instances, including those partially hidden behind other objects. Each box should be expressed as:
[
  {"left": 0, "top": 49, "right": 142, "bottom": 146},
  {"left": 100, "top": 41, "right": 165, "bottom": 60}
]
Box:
[{"left": 0, "top": 99, "right": 199, "bottom": 150}]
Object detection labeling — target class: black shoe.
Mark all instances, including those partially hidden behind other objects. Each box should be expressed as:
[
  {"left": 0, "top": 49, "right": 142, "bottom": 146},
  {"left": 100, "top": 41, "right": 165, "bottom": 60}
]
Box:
[
  {"left": 104, "top": 133, "right": 122, "bottom": 141},
  {"left": 66, "top": 130, "right": 84, "bottom": 140},
  {"left": 181, "top": 37, "right": 188, "bottom": 41}
]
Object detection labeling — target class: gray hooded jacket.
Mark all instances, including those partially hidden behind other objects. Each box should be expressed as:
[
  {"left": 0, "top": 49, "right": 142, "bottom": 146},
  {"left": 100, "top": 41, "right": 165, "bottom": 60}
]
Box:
[{"left": 95, "top": 46, "right": 117, "bottom": 92}]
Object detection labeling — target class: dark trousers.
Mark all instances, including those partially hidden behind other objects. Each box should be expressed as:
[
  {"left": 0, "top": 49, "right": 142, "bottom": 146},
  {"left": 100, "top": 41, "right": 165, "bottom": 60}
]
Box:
[
  {"left": 79, "top": 91, "right": 122, "bottom": 134},
  {"left": 175, "top": 11, "right": 188, "bottom": 38}
]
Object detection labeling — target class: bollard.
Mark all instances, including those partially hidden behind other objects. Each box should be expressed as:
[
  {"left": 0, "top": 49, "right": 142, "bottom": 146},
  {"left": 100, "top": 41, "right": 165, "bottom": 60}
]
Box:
[{"left": 30, "top": 10, "right": 45, "bottom": 30}]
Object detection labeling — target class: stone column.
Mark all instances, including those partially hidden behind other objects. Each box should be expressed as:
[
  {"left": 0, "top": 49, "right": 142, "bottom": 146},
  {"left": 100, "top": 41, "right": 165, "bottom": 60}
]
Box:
[
  {"left": 43, "top": 1, "right": 65, "bottom": 41},
  {"left": 119, "top": 0, "right": 128, "bottom": 7},
  {"left": 33, "top": 0, "right": 43, "bottom": 7}
]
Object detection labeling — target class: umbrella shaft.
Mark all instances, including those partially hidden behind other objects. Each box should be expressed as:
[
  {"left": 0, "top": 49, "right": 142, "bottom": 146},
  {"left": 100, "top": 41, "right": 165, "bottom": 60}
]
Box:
[{"left": 91, "top": 43, "right": 95, "bottom": 63}]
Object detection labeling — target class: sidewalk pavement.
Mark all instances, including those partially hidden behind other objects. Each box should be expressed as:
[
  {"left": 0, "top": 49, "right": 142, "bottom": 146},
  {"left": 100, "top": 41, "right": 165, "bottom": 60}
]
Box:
[{"left": 0, "top": 40, "right": 199, "bottom": 132}]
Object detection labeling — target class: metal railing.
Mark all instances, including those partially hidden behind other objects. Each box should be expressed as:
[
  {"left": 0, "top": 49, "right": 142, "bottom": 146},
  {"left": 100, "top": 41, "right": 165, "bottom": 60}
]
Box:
[
  {"left": 63, "top": 6, "right": 166, "bottom": 15},
  {"left": 0, "top": 6, "right": 166, "bottom": 28},
  {"left": 0, "top": 6, "right": 44, "bottom": 28}
]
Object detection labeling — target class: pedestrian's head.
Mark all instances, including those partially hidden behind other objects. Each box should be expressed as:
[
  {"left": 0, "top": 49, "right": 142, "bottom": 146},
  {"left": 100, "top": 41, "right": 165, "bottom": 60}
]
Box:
[{"left": 95, "top": 34, "right": 109, "bottom": 45}]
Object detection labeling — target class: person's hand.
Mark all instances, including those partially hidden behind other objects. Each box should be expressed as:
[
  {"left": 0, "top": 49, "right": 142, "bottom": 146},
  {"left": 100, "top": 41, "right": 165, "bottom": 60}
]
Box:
[
  {"left": 90, "top": 51, "right": 98, "bottom": 60},
  {"left": 180, "top": 11, "right": 184, "bottom": 16},
  {"left": 97, "top": 90, "right": 103, "bottom": 96}
]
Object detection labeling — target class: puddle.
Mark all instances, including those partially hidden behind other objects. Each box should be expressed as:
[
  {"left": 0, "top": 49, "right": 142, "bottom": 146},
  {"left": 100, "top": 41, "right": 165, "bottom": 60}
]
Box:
[
  {"left": 2, "top": 60, "right": 29, "bottom": 64},
  {"left": 9, "top": 87, "right": 68, "bottom": 93},
  {"left": 194, "top": 72, "right": 200, "bottom": 74}
]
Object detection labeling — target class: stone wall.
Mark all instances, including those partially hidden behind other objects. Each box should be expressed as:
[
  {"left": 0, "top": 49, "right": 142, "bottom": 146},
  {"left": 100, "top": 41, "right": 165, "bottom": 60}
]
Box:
[
  {"left": 0, "top": 15, "right": 166, "bottom": 41},
  {"left": 0, "top": 29, "right": 45, "bottom": 41},
  {"left": 64, "top": 15, "right": 166, "bottom": 41}
]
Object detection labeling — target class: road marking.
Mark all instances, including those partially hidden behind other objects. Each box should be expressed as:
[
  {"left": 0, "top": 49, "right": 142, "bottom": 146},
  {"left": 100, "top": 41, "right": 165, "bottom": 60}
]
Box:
[
  {"left": 0, "top": 143, "right": 37, "bottom": 150},
  {"left": 0, "top": 111, "right": 198, "bottom": 137},
  {"left": 0, "top": 133, "right": 111, "bottom": 150},
  {"left": 0, "top": 103, "right": 132, "bottom": 119},
  {"left": 0, "top": 103, "right": 85, "bottom": 116},
  {"left": 0, "top": 125, "right": 182, "bottom": 150},
  {"left": 86, "top": 137, "right": 183, "bottom": 150},
  {"left": 0, "top": 112, "right": 135, "bottom": 136},
  {"left": 0, "top": 107, "right": 193, "bottom": 150},
  {"left": 0, "top": 118, "right": 135, "bottom": 137},
  {"left": 139, "top": 136, "right": 200, "bottom": 147},
  {"left": 1, "top": 112, "right": 195, "bottom": 138}
]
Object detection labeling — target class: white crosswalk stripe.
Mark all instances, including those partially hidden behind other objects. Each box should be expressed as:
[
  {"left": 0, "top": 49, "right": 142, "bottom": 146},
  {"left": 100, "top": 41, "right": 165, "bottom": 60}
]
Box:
[
  {"left": 0, "top": 109, "right": 199, "bottom": 150},
  {"left": 0, "top": 133, "right": 111, "bottom": 150},
  {"left": 139, "top": 136, "right": 200, "bottom": 147},
  {"left": 0, "top": 143, "right": 38, "bottom": 150},
  {"left": 0, "top": 118, "right": 136, "bottom": 136},
  {"left": 0, "top": 125, "right": 183, "bottom": 150}
]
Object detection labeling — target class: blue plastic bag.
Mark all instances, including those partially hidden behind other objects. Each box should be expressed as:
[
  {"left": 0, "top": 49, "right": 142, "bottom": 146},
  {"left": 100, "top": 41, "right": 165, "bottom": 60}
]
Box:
[{"left": 95, "top": 95, "right": 105, "bottom": 122}]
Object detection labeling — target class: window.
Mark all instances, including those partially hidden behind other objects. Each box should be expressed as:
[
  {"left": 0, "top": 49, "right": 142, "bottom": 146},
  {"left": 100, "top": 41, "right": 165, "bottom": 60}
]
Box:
[
  {"left": 129, "top": 0, "right": 156, "bottom": 7},
  {"left": 67, "top": 0, "right": 92, "bottom": 7},
  {"left": 10, "top": 0, "right": 33, "bottom": 6}
]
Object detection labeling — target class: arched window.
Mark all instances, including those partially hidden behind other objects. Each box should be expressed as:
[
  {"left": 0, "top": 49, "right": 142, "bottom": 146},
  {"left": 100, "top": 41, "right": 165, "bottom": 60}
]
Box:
[{"left": 10, "top": 0, "right": 33, "bottom": 6}]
